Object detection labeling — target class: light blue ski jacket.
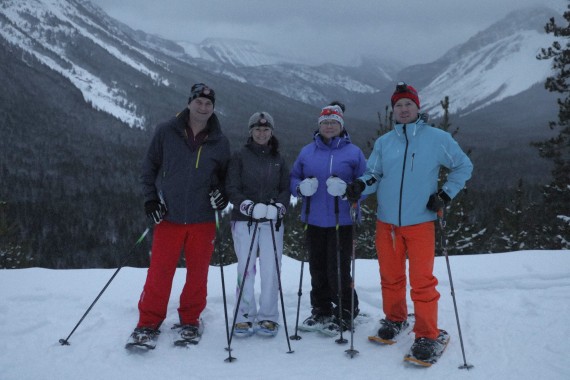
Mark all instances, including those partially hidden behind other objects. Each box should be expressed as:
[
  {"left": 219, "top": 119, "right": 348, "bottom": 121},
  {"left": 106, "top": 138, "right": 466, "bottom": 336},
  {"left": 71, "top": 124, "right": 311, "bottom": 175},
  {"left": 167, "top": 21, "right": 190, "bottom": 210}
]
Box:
[{"left": 359, "top": 118, "right": 473, "bottom": 227}]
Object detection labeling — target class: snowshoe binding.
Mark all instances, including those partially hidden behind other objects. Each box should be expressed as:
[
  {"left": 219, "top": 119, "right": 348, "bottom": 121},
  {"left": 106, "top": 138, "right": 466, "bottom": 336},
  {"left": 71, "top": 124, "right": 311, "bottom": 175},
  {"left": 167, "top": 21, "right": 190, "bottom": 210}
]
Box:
[
  {"left": 298, "top": 313, "right": 333, "bottom": 333},
  {"left": 255, "top": 320, "right": 279, "bottom": 337},
  {"left": 125, "top": 327, "right": 160, "bottom": 350},
  {"left": 233, "top": 322, "right": 254, "bottom": 338},
  {"left": 173, "top": 322, "right": 203, "bottom": 347}
]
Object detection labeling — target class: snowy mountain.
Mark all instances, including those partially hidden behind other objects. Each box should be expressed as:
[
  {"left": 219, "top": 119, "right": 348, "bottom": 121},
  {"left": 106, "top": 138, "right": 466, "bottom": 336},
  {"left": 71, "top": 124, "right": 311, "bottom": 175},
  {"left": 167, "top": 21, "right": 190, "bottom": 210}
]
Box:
[
  {"left": 174, "top": 37, "right": 399, "bottom": 112},
  {"left": 0, "top": 0, "right": 331, "bottom": 149},
  {"left": 417, "top": 7, "right": 557, "bottom": 118},
  {"left": 178, "top": 38, "right": 307, "bottom": 67},
  {"left": 167, "top": 6, "right": 558, "bottom": 124},
  {"left": 0, "top": 0, "right": 170, "bottom": 128},
  {"left": 0, "top": 1, "right": 558, "bottom": 130}
]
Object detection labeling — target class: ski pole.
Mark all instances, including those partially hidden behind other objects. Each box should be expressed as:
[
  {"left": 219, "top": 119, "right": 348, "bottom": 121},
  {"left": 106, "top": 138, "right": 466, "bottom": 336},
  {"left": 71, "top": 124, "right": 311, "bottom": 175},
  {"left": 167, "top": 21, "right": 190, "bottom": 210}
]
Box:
[
  {"left": 59, "top": 227, "right": 150, "bottom": 346},
  {"left": 215, "top": 210, "right": 235, "bottom": 362},
  {"left": 290, "top": 196, "right": 310, "bottom": 340},
  {"left": 226, "top": 220, "right": 259, "bottom": 362},
  {"left": 345, "top": 202, "right": 359, "bottom": 358},
  {"left": 269, "top": 219, "right": 294, "bottom": 354},
  {"left": 334, "top": 196, "right": 347, "bottom": 345},
  {"left": 438, "top": 209, "right": 474, "bottom": 370}
]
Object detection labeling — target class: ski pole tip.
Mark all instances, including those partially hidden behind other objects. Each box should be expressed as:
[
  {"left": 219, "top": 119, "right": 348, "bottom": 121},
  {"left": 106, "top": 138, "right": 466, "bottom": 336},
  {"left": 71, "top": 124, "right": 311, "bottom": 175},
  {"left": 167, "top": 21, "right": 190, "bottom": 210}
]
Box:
[
  {"left": 59, "top": 339, "right": 70, "bottom": 346},
  {"left": 224, "top": 356, "right": 237, "bottom": 363}
]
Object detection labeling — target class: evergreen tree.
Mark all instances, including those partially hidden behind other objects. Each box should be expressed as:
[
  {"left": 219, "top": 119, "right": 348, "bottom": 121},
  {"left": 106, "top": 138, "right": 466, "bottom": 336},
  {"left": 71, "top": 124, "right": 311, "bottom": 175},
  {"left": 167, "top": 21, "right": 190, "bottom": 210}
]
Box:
[
  {"left": 0, "top": 201, "right": 32, "bottom": 269},
  {"left": 489, "top": 180, "right": 537, "bottom": 251},
  {"left": 535, "top": 6, "right": 570, "bottom": 249},
  {"left": 434, "top": 97, "right": 483, "bottom": 255}
]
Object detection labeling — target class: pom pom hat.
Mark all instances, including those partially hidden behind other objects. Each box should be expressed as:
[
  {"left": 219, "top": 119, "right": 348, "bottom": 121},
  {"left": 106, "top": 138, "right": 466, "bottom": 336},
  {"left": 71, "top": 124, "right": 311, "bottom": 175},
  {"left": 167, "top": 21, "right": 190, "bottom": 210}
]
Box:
[
  {"left": 318, "top": 105, "right": 344, "bottom": 129},
  {"left": 391, "top": 82, "right": 420, "bottom": 108},
  {"left": 188, "top": 83, "right": 216, "bottom": 105}
]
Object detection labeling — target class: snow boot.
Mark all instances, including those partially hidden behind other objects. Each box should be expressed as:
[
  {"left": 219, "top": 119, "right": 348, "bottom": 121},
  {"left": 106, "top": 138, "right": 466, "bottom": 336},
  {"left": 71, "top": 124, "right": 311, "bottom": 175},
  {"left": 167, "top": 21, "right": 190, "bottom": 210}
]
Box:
[{"left": 377, "top": 318, "right": 409, "bottom": 340}]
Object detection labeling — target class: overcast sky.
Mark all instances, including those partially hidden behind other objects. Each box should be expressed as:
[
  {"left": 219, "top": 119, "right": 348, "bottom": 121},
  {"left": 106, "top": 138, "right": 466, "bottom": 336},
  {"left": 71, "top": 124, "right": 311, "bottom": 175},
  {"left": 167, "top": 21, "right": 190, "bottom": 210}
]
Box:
[{"left": 90, "top": 0, "right": 567, "bottom": 66}]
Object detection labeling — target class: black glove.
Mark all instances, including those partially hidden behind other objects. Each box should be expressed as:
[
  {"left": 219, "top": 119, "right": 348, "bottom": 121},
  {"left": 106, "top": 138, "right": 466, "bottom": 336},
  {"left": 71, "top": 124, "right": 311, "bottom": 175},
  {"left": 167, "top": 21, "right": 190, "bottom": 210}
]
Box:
[
  {"left": 426, "top": 189, "right": 451, "bottom": 212},
  {"left": 209, "top": 189, "right": 228, "bottom": 210},
  {"left": 345, "top": 180, "right": 365, "bottom": 203},
  {"left": 145, "top": 200, "right": 167, "bottom": 224}
]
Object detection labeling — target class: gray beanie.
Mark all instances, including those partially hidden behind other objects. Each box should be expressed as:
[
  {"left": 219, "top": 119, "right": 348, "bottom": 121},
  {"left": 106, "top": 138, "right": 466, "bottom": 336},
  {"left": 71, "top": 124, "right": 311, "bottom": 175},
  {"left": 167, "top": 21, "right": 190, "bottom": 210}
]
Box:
[{"left": 248, "top": 111, "right": 274, "bottom": 130}]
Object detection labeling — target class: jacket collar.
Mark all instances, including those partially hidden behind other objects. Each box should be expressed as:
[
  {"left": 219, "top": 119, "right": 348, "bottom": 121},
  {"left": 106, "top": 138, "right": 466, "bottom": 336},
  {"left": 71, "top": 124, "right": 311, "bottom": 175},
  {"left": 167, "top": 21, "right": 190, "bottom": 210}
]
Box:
[
  {"left": 393, "top": 117, "right": 424, "bottom": 138},
  {"left": 313, "top": 129, "right": 351, "bottom": 150}
]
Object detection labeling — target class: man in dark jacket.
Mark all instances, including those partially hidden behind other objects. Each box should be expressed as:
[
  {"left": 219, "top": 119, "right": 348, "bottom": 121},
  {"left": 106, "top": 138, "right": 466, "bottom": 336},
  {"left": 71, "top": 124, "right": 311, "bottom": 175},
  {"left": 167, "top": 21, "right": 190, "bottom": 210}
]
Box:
[{"left": 127, "top": 83, "right": 230, "bottom": 348}]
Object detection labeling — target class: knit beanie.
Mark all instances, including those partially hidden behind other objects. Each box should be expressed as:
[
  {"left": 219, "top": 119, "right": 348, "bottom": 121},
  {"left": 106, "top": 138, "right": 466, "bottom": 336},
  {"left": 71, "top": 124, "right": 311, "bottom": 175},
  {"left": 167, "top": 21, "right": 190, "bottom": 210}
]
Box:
[
  {"left": 188, "top": 83, "right": 216, "bottom": 105},
  {"left": 318, "top": 105, "right": 344, "bottom": 128},
  {"left": 248, "top": 111, "right": 274, "bottom": 130},
  {"left": 391, "top": 82, "right": 420, "bottom": 108}
]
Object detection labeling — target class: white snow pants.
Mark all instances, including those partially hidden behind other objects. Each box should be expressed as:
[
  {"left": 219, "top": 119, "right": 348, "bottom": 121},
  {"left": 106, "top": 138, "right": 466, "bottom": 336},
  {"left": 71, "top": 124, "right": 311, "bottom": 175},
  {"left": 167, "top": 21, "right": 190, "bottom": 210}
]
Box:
[{"left": 231, "top": 220, "right": 283, "bottom": 324}]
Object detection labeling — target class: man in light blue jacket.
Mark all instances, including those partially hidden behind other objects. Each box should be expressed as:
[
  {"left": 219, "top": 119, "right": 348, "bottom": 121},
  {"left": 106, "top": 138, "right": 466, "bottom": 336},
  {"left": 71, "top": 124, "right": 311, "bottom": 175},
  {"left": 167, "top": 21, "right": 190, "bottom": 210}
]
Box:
[{"left": 346, "top": 82, "right": 473, "bottom": 363}]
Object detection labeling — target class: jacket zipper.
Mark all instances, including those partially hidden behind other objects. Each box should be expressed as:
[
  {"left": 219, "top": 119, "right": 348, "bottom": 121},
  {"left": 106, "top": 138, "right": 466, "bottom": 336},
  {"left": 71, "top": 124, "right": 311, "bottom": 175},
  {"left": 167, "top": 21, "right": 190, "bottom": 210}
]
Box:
[
  {"left": 398, "top": 125, "right": 409, "bottom": 227},
  {"left": 195, "top": 145, "right": 203, "bottom": 169}
]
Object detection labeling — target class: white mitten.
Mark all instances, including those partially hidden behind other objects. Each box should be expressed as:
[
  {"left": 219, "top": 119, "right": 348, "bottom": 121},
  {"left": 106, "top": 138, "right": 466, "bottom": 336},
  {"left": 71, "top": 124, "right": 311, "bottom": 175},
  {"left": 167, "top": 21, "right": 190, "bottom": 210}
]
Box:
[
  {"left": 326, "top": 176, "right": 347, "bottom": 197},
  {"left": 298, "top": 177, "right": 318, "bottom": 197},
  {"left": 252, "top": 203, "right": 268, "bottom": 219}
]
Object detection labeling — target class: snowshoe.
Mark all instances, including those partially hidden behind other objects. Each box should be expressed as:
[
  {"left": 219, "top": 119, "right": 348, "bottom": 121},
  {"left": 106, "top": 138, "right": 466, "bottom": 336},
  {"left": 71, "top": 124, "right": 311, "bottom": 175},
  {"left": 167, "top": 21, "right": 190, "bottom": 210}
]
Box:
[
  {"left": 318, "top": 314, "right": 354, "bottom": 337},
  {"left": 233, "top": 322, "right": 254, "bottom": 338},
  {"left": 298, "top": 313, "right": 333, "bottom": 332},
  {"left": 404, "top": 329, "right": 450, "bottom": 367},
  {"left": 125, "top": 327, "right": 160, "bottom": 350},
  {"left": 368, "top": 314, "right": 414, "bottom": 345},
  {"left": 172, "top": 322, "right": 203, "bottom": 346},
  {"left": 255, "top": 320, "right": 279, "bottom": 337}
]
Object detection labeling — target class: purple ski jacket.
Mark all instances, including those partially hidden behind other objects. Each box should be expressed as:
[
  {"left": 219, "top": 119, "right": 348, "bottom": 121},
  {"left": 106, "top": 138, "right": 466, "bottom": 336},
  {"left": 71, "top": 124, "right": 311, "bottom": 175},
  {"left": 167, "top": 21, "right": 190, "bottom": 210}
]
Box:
[{"left": 290, "top": 130, "right": 366, "bottom": 227}]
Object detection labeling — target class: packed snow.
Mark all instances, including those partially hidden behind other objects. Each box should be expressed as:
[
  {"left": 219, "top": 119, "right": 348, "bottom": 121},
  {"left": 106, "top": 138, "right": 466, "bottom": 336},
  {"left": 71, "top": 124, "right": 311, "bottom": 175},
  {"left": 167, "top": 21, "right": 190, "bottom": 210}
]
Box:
[{"left": 1, "top": 249, "right": 569, "bottom": 380}]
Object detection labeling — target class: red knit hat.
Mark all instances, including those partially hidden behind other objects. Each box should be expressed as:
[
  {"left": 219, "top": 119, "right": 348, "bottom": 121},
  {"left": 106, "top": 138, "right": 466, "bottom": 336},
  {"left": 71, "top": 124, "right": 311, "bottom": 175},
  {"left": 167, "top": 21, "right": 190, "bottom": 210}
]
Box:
[{"left": 391, "top": 82, "right": 420, "bottom": 108}]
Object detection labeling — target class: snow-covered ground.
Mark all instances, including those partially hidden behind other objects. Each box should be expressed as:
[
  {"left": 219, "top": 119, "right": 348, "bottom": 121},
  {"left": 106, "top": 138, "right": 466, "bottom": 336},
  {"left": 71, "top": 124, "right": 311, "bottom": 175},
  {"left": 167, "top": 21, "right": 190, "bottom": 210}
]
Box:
[{"left": 1, "top": 250, "right": 569, "bottom": 380}]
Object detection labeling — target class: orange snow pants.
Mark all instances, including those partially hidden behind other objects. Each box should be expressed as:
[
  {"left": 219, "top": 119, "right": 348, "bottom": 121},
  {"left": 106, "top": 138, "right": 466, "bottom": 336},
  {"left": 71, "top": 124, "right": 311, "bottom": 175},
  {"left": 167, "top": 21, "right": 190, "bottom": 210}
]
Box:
[
  {"left": 375, "top": 220, "right": 440, "bottom": 340},
  {"left": 137, "top": 220, "right": 215, "bottom": 328}
]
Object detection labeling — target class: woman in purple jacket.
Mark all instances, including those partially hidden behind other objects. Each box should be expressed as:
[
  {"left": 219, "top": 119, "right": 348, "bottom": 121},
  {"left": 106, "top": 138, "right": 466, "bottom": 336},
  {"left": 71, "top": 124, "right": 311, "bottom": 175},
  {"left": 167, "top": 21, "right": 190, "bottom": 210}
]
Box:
[{"left": 290, "top": 102, "right": 366, "bottom": 335}]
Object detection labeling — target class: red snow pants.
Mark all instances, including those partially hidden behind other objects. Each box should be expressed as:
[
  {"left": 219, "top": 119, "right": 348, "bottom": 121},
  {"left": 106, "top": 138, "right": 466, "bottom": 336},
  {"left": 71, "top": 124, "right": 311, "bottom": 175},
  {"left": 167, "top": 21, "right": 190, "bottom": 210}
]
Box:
[
  {"left": 375, "top": 220, "right": 440, "bottom": 340},
  {"left": 137, "top": 220, "right": 215, "bottom": 328}
]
